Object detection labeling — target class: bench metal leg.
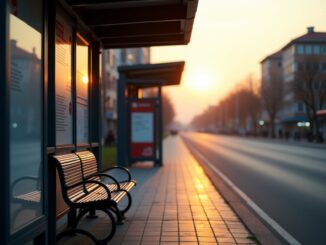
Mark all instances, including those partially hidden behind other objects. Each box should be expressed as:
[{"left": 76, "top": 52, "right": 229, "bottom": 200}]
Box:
[
  {"left": 57, "top": 208, "right": 116, "bottom": 244},
  {"left": 110, "top": 206, "right": 124, "bottom": 225},
  {"left": 87, "top": 209, "right": 98, "bottom": 219},
  {"left": 67, "top": 208, "right": 77, "bottom": 228}
]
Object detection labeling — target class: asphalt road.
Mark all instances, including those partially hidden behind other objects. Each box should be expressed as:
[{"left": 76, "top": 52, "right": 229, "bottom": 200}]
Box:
[{"left": 183, "top": 132, "right": 326, "bottom": 245}]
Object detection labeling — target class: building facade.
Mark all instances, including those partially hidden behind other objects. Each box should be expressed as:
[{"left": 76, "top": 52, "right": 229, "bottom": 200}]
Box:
[{"left": 261, "top": 27, "right": 326, "bottom": 140}]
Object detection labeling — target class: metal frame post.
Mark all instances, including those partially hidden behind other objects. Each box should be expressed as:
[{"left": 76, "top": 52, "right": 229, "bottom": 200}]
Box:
[
  {"left": 90, "top": 42, "right": 101, "bottom": 161},
  {"left": 117, "top": 78, "right": 128, "bottom": 166},
  {"left": 157, "top": 86, "right": 163, "bottom": 166},
  {"left": 47, "top": 1, "right": 57, "bottom": 244},
  {"left": 0, "top": 0, "right": 10, "bottom": 243}
]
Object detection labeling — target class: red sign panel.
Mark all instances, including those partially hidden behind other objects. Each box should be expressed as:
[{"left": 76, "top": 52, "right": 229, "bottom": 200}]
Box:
[{"left": 130, "top": 100, "right": 156, "bottom": 158}]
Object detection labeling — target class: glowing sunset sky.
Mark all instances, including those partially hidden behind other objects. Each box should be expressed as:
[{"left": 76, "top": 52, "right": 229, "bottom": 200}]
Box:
[{"left": 151, "top": 0, "right": 326, "bottom": 124}]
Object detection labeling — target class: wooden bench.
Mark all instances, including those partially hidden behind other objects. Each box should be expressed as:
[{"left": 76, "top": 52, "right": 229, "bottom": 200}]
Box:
[
  {"left": 53, "top": 152, "right": 135, "bottom": 244},
  {"left": 76, "top": 150, "right": 136, "bottom": 217}
]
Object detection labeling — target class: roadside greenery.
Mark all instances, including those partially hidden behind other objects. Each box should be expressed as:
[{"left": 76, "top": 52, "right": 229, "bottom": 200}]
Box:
[{"left": 101, "top": 145, "right": 117, "bottom": 170}]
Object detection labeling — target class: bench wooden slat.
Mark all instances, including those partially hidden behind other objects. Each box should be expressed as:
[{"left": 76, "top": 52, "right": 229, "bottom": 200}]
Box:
[
  {"left": 14, "top": 190, "right": 41, "bottom": 203},
  {"left": 120, "top": 181, "right": 136, "bottom": 192}
]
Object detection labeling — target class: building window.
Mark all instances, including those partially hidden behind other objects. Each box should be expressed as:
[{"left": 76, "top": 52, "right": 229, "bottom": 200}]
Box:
[
  {"left": 297, "top": 62, "right": 302, "bottom": 71},
  {"left": 297, "top": 44, "right": 305, "bottom": 54},
  {"left": 109, "top": 51, "right": 115, "bottom": 67},
  {"left": 121, "top": 49, "right": 126, "bottom": 64},
  {"left": 306, "top": 45, "right": 312, "bottom": 55},
  {"left": 127, "top": 53, "right": 134, "bottom": 62},
  {"left": 322, "top": 63, "right": 326, "bottom": 71},
  {"left": 313, "top": 45, "right": 320, "bottom": 55},
  {"left": 314, "top": 81, "right": 319, "bottom": 90},
  {"left": 321, "top": 45, "right": 326, "bottom": 55}
]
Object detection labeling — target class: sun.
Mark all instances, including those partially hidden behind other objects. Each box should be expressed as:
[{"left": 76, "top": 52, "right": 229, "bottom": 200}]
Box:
[{"left": 188, "top": 71, "right": 216, "bottom": 92}]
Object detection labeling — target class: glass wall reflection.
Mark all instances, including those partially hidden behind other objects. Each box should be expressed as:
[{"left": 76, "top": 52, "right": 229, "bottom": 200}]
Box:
[{"left": 9, "top": 0, "right": 43, "bottom": 233}]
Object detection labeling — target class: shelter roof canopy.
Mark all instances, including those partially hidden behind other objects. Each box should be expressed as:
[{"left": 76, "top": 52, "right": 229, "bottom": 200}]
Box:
[
  {"left": 63, "top": 0, "right": 198, "bottom": 48},
  {"left": 118, "top": 61, "right": 185, "bottom": 87}
]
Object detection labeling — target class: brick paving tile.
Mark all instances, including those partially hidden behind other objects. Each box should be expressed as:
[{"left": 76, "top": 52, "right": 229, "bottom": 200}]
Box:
[
  {"left": 159, "top": 242, "right": 179, "bottom": 245},
  {"left": 121, "top": 242, "right": 140, "bottom": 245},
  {"left": 179, "top": 236, "right": 198, "bottom": 242},
  {"left": 122, "top": 236, "right": 142, "bottom": 242},
  {"left": 198, "top": 236, "right": 217, "bottom": 242},
  {"left": 233, "top": 232, "right": 251, "bottom": 238},
  {"left": 197, "top": 231, "right": 215, "bottom": 237},
  {"left": 217, "top": 237, "right": 237, "bottom": 243},
  {"left": 140, "top": 242, "right": 159, "bottom": 245},
  {"left": 160, "top": 236, "right": 179, "bottom": 242},
  {"left": 141, "top": 236, "right": 160, "bottom": 242},
  {"left": 143, "top": 231, "right": 161, "bottom": 236},
  {"left": 199, "top": 243, "right": 219, "bottom": 245},
  {"left": 179, "top": 231, "right": 196, "bottom": 236},
  {"left": 215, "top": 232, "right": 234, "bottom": 238}
]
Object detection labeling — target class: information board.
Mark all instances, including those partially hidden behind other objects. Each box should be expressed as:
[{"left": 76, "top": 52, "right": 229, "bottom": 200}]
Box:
[
  {"left": 55, "top": 14, "right": 73, "bottom": 145},
  {"left": 130, "top": 100, "right": 156, "bottom": 158}
]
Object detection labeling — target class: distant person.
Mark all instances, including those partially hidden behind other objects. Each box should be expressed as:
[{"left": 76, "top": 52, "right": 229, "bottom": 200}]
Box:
[
  {"left": 294, "top": 130, "right": 300, "bottom": 141},
  {"left": 306, "top": 130, "right": 313, "bottom": 142},
  {"left": 278, "top": 129, "right": 283, "bottom": 139},
  {"left": 105, "top": 130, "right": 115, "bottom": 146},
  {"left": 285, "top": 131, "right": 290, "bottom": 140},
  {"left": 317, "top": 131, "right": 324, "bottom": 143}
]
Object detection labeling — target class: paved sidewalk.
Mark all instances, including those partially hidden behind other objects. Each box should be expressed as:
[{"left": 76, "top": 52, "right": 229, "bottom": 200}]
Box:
[{"left": 110, "top": 136, "right": 258, "bottom": 244}]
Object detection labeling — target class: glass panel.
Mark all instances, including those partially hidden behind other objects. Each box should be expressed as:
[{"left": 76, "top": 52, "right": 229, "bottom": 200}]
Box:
[
  {"left": 313, "top": 45, "right": 320, "bottom": 55},
  {"left": 9, "top": 0, "right": 43, "bottom": 233},
  {"left": 55, "top": 14, "right": 73, "bottom": 145},
  {"left": 76, "top": 34, "right": 89, "bottom": 144},
  {"left": 322, "top": 45, "right": 326, "bottom": 55},
  {"left": 296, "top": 44, "right": 304, "bottom": 54}
]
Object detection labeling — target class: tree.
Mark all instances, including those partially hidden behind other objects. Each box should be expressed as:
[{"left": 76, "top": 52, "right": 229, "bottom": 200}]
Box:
[
  {"left": 190, "top": 75, "right": 262, "bottom": 135},
  {"left": 294, "top": 56, "right": 326, "bottom": 142},
  {"left": 162, "top": 92, "right": 175, "bottom": 131},
  {"left": 142, "top": 89, "right": 176, "bottom": 132},
  {"left": 261, "top": 72, "right": 283, "bottom": 138}
]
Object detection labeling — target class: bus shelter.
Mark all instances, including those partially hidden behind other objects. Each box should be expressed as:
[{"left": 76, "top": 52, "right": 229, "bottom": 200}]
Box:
[
  {"left": 117, "top": 62, "right": 185, "bottom": 167},
  {"left": 0, "top": 0, "right": 198, "bottom": 244}
]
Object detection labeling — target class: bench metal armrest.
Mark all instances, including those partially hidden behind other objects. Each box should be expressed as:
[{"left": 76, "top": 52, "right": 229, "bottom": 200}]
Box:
[
  {"left": 85, "top": 173, "right": 121, "bottom": 190},
  {"left": 68, "top": 179, "right": 112, "bottom": 200},
  {"left": 107, "top": 166, "right": 132, "bottom": 182},
  {"left": 12, "top": 176, "right": 38, "bottom": 186},
  {"left": 11, "top": 176, "right": 39, "bottom": 194}
]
